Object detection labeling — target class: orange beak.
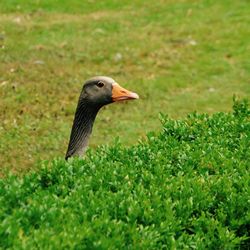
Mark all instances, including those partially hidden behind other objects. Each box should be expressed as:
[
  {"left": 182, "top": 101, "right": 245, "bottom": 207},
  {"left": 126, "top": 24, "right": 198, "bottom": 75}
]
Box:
[{"left": 112, "top": 83, "right": 139, "bottom": 102}]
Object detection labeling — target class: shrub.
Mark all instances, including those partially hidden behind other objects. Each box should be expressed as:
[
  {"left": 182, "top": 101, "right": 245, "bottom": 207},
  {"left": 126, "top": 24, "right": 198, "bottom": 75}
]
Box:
[{"left": 0, "top": 99, "right": 249, "bottom": 249}]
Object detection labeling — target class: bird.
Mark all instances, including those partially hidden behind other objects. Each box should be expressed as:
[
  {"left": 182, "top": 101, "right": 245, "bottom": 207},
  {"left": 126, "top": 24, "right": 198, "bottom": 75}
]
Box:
[{"left": 65, "top": 76, "right": 139, "bottom": 160}]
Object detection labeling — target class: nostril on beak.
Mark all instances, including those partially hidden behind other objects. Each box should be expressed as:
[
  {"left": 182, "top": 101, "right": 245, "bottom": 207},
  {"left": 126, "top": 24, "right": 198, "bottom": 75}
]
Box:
[{"left": 121, "top": 90, "right": 126, "bottom": 94}]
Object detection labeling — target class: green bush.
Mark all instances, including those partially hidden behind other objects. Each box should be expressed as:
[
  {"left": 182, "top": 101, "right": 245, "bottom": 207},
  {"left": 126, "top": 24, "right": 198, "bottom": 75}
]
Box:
[{"left": 0, "top": 99, "right": 249, "bottom": 249}]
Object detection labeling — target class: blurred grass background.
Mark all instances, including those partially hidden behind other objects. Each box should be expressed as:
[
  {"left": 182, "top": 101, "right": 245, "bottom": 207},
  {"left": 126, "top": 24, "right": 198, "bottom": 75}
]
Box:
[{"left": 0, "top": 0, "right": 249, "bottom": 174}]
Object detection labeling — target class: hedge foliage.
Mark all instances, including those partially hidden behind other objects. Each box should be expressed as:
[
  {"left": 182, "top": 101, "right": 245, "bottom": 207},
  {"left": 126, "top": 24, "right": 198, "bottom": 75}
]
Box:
[{"left": 0, "top": 99, "right": 249, "bottom": 249}]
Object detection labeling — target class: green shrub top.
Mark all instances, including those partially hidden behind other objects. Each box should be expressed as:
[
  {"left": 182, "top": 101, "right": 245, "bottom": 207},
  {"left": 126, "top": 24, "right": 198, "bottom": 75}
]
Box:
[{"left": 0, "top": 99, "right": 249, "bottom": 249}]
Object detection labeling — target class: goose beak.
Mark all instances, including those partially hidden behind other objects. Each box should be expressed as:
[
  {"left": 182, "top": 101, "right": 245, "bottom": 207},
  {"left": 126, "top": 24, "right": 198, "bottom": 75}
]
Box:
[{"left": 112, "top": 83, "right": 139, "bottom": 102}]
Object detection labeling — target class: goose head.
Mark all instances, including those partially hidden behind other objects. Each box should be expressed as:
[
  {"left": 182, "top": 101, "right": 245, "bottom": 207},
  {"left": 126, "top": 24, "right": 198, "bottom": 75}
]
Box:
[
  {"left": 65, "top": 76, "right": 139, "bottom": 160},
  {"left": 80, "top": 76, "right": 139, "bottom": 107}
]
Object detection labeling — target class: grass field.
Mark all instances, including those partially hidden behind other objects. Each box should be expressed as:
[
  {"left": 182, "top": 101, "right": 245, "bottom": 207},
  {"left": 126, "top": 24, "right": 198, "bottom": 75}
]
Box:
[
  {"left": 0, "top": 1, "right": 250, "bottom": 247},
  {"left": 0, "top": 1, "right": 250, "bottom": 172}
]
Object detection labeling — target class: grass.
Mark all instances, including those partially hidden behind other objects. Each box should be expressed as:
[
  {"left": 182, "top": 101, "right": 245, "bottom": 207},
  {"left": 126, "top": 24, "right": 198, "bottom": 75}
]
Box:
[
  {"left": 1, "top": 2, "right": 249, "bottom": 248},
  {"left": 0, "top": 99, "right": 249, "bottom": 249},
  {"left": 0, "top": 1, "right": 250, "bottom": 173}
]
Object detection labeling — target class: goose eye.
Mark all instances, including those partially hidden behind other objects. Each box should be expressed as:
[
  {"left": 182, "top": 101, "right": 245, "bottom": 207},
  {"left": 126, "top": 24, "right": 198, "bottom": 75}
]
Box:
[{"left": 96, "top": 81, "right": 104, "bottom": 88}]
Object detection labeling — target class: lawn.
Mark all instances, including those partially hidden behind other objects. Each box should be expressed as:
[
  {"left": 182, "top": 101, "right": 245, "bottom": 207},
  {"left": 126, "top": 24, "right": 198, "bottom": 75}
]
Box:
[
  {"left": 0, "top": 1, "right": 250, "bottom": 248},
  {"left": 0, "top": 1, "right": 249, "bottom": 172}
]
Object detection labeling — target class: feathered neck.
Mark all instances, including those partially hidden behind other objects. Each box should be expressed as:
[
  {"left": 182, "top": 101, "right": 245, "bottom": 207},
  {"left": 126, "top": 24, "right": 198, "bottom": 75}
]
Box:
[{"left": 65, "top": 99, "right": 100, "bottom": 160}]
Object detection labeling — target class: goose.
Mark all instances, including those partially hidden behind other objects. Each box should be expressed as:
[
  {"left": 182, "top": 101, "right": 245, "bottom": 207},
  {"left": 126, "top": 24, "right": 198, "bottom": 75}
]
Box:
[{"left": 65, "top": 76, "right": 139, "bottom": 160}]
